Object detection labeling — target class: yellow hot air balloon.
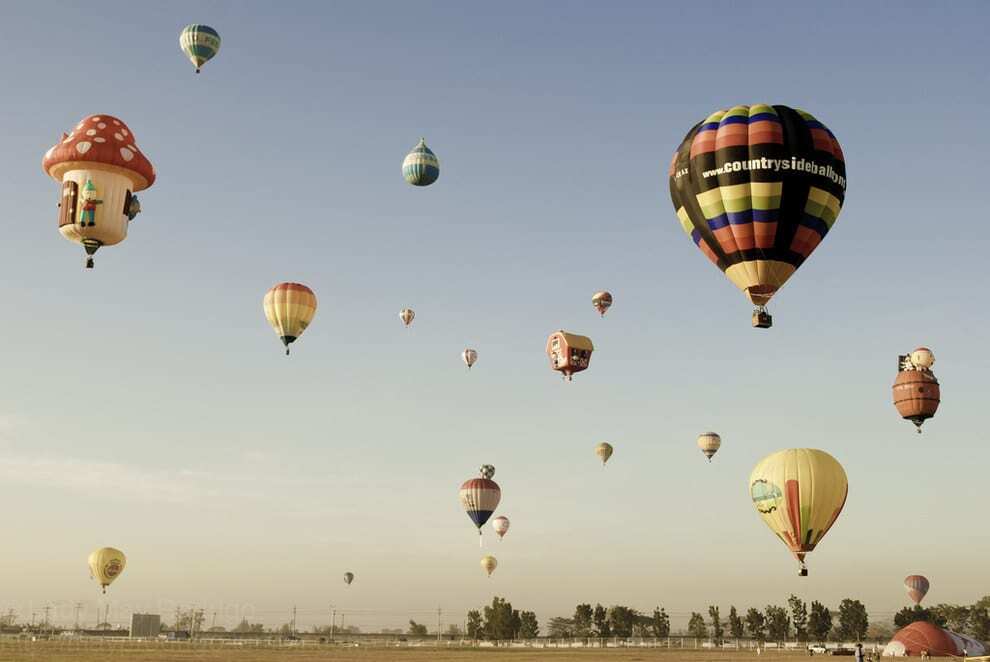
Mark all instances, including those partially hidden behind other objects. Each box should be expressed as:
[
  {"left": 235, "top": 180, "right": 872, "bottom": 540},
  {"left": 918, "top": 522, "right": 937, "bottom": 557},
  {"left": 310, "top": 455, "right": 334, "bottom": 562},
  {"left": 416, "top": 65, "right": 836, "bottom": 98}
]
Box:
[
  {"left": 481, "top": 555, "right": 497, "bottom": 577},
  {"left": 594, "top": 442, "right": 613, "bottom": 466},
  {"left": 749, "top": 449, "right": 847, "bottom": 576},
  {"left": 697, "top": 432, "right": 721, "bottom": 462},
  {"left": 263, "top": 282, "right": 317, "bottom": 355},
  {"left": 88, "top": 547, "right": 126, "bottom": 594}
]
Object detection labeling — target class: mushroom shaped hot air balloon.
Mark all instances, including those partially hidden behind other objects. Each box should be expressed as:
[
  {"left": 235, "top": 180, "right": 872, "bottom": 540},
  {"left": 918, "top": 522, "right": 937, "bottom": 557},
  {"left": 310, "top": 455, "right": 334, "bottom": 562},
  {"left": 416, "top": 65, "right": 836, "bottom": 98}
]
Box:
[
  {"left": 179, "top": 24, "right": 221, "bottom": 73},
  {"left": 88, "top": 547, "right": 126, "bottom": 594},
  {"left": 697, "top": 432, "right": 721, "bottom": 462},
  {"left": 400, "top": 308, "right": 415, "bottom": 327},
  {"left": 669, "top": 105, "right": 846, "bottom": 328},
  {"left": 402, "top": 138, "right": 439, "bottom": 187},
  {"left": 546, "top": 331, "right": 594, "bottom": 381},
  {"left": 263, "top": 282, "right": 317, "bottom": 355},
  {"left": 344, "top": 572, "right": 354, "bottom": 586},
  {"left": 42, "top": 115, "right": 156, "bottom": 268},
  {"left": 592, "top": 291, "right": 613, "bottom": 317},
  {"left": 492, "top": 516, "right": 510, "bottom": 540},
  {"left": 749, "top": 448, "right": 847, "bottom": 576},
  {"left": 481, "top": 555, "right": 497, "bottom": 577},
  {"left": 893, "top": 348, "right": 940, "bottom": 433},
  {"left": 594, "top": 442, "right": 613, "bottom": 466},
  {"left": 904, "top": 575, "right": 929, "bottom": 605},
  {"left": 462, "top": 348, "right": 478, "bottom": 370},
  {"left": 459, "top": 468, "right": 501, "bottom": 544}
]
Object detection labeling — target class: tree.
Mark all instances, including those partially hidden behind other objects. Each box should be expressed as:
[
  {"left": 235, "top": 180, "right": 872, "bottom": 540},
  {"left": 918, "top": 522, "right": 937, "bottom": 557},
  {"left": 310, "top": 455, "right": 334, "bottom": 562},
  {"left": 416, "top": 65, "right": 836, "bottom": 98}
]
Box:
[
  {"left": 466, "top": 610, "right": 483, "bottom": 639},
  {"left": 546, "top": 617, "right": 575, "bottom": 638},
  {"left": 708, "top": 606, "right": 723, "bottom": 645},
  {"left": 446, "top": 624, "right": 463, "bottom": 636},
  {"left": 765, "top": 605, "right": 790, "bottom": 643},
  {"left": 788, "top": 595, "right": 809, "bottom": 641},
  {"left": 968, "top": 606, "right": 990, "bottom": 641},
  {"left": 745, "top": 608, "right": 766, "bottom": 643},
  {"left": 894, "top": 605, "right": 945, "bottom": 628},
  {"left": 593, "top": 604, "right": 611, "bottom": 638},
  {"left": 837, "top": 599, "right": 869, "bottom": 641},
  {"left": 687, "top": 612, "right": 707, "bottom": 639},
  {"left": 931, "top": 604, "right": 970, "bottom": 633},
  {"left": 728, "top": 606, "right": 743, "bottom": 640},
  {"left": 510, "top": 610, "right": 522, "bottom": 639},
  {"left": 518, "top": 611, "right": 539, "bottom": 638},
  {"left": 0, "top": 611, "right": 16, "bottom": 627},
  {"left": 651, "top": 607, "right": 671, "bottom": 638},
  {"left": 408, "top": 620, "right": 428, "bottom": 636},
  {"left": 573, "top": 604, "right": 593, "bottom": 637},
  {"left": 809, "top": 601, "right": 833, "bottom": 642},
  {"left": 608, "top": 606, "right": 639, "bottom": 638},
  {"left": 233, "top": 619, "right": 265, "bottom": 633},
  {"left": 482, "top": 597, "right": 515, "bottom": 640}
]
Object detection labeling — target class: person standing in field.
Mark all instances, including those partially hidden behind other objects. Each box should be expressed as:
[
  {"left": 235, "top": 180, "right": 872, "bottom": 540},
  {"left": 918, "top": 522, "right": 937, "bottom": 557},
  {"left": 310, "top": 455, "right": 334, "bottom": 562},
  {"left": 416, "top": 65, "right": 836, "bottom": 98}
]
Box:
[{"left": 855, "top": 643, "right": 864, "bottom": 662}]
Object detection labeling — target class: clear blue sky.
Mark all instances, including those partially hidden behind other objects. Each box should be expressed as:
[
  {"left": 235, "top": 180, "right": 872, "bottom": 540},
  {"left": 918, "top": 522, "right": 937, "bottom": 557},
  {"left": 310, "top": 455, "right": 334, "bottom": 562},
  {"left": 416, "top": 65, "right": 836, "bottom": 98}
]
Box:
[{"left": 1, "top": 0, "right": 988, "bottom": 632}]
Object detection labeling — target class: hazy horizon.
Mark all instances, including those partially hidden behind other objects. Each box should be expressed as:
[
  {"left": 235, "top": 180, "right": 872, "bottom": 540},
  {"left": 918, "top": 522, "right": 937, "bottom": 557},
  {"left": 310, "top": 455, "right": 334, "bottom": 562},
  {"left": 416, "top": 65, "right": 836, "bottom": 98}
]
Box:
[{"left": 2, "top": 0, "right": 988, "bottom": 634}]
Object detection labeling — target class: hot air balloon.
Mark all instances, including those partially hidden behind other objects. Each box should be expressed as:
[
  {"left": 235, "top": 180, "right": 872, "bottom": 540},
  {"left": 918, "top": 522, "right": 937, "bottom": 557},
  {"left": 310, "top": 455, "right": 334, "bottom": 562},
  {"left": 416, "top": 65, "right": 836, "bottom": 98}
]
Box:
[
  {"left": 546, "top": 331, "right": 594, "bottom": 380},
  {"left": 462, "top": 348, "right": 478, "bottom": 370},
  {"left": 42, "top": 115, "right": 156, "bottom": 268},
  {"left": 697, "top": 432, "right": 721, "bottom": 462},
  {"left": 492, "top": 516, "right": 510, "bottom": 540},
  {"left": 594, "top": 442, "right": 613, "bottom": 466},
  {"left": 179, "top": 24, "right": 221, "bottom": 73},
  {"left": 905, "top": 575, "right": 930, "bottom": 605},
  {"left": 88, "top": 547, "right": 126, "bottom": 594},
  {"left": 263, "top": 283, "right": 317, "bottom": 355},
  {"left": 749, "top": 448, "right": 847, "bottom": 576},
  {"left": 669, "top": 105, "right": 847, "bottom": 328},
  {"left": 403, "top": 138, "right": 439, "bottom": 187},
  {"left": 459, "top": 467, "right": 501, "bottom": 545},
  {"left": 481, "top": 555, "right": 497, "bottom": 577},
  {"left": 592, "top": 291, "right": 613, "bottom": 317},
  {"left": 893, "top": 348, "right": 940, "bottom": 433},
  {"left": 400, "top": 308, "right": 415, "bottom": 327},
  {"left": 344, "top": 572, "right": 354, "bottom": 586}
]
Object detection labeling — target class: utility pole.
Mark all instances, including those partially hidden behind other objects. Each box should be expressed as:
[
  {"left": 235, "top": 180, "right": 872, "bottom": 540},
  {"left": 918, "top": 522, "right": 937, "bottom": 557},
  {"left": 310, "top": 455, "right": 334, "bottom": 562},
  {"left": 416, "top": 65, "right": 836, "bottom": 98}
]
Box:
[
  {"left": 43, "top": 605, "right": 51, "bottom": 632},
  {"left": 104, "top": 605, "right": 110, "bottom": 631},
  {"left": 291, "top": 606, "right": 297, "bottom": 636},
  {"left": 74, "top": 602, "right": 82, "bottom": 631},
  {"left": 175, "top": 606, "right": 181, "bottom": 633},
  {"left": 330, "top": 605, "right": 336, "bottom": 643},
  {"left": 211, "top": 611, "right": 217, "bottom": 630},
  {"left": 437, "top": 607, "right": 442, "bottom": 646}
]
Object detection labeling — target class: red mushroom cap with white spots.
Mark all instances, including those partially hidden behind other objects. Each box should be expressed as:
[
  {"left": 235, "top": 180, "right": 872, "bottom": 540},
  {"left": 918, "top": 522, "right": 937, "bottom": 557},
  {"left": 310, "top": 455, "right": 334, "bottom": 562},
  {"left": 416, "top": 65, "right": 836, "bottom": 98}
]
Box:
[{"left": 42, "top": 115, "right": 155, "bottom": 191}]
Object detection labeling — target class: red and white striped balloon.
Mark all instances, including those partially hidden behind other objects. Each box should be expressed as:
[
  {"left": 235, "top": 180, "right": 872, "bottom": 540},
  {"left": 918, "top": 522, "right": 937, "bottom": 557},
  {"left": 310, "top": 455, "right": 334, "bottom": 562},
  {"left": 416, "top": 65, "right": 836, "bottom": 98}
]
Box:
[{"left": 904, "top": 575, "right": 930, "bottom": 605}]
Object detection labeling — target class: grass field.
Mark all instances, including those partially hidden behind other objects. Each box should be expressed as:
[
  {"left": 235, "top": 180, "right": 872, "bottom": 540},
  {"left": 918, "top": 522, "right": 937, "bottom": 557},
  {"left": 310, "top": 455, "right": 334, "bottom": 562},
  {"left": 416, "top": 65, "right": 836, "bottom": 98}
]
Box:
[{"left": 0, "top": 643, "right": 909, "bottom": 662}]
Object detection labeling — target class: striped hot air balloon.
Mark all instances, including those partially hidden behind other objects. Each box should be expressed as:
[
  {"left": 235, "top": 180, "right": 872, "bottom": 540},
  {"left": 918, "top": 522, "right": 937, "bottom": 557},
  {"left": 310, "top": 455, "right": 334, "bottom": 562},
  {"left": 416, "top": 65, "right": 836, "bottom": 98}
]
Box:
[
  {"left": 594, "top": 442, "right": 613, "bottom": 466},
  {"left": 263, "top": 282, "right": 317, "bottom": 355},
  {"left": 697, "top": 432, "right": 722, "bottom": 462},
  {"left": 904, "top": 575, "right": 930, "bottom": 605},
  {"left": 749, "top": 448, "right": 848, "bottom": 576},
  {"left": 402, "top": 138, "right": 439, "bottom": 186},
  {"left": 669, "top": 105, "right": 846, "bottom": 328},
  {"left": 179, "top": 24, "right": 221, "bottom": 73},
  {"left": 459, "top": 469, "right": 501, "bottom": 544}
]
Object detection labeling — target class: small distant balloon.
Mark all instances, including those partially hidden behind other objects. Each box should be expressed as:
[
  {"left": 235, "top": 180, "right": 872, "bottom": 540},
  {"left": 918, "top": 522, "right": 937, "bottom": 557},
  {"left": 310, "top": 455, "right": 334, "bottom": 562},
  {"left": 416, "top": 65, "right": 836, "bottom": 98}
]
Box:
[
  {"left": 481, "top": 555, "right": 497, "bottom": 577},
  {"left": 463, "top": 348, "right": 478, "bottom": 369},
  {"left": 402, "top": 138, "right": 439, "bottom": 187},
  {"left": 400, "top": 308, "right": 415, "bottom": 327},
  {"left": 592, "top": 291, "right": 613, "bottom": 317},
  {"left": 88, "top": 547, "right": 126, "bottom": 594},
  {"left": 344, "top": 572, "right": 354, "bottom": 586},
  {"left": 492, "top": 516, "right": 510, "bottom": 540},
  {"left": 594, "top": 442, "right": 613, "bottom": 466},
  {"left": 179, "top": 24, "right": 221, "bottom": 73},
  {"left": 697, "top": 432, "right": 721, "bottom": 462}
]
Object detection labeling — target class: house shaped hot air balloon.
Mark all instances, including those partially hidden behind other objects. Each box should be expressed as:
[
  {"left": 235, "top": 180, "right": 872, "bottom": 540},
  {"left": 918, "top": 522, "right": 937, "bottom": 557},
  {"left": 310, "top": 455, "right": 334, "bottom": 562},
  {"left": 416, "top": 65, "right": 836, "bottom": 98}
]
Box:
[
  {"left": 546, "top": 331, "right": 594, "bottom": 381},
  {"left": 42, "top": 115, "right": 155, "bottom": 268}
]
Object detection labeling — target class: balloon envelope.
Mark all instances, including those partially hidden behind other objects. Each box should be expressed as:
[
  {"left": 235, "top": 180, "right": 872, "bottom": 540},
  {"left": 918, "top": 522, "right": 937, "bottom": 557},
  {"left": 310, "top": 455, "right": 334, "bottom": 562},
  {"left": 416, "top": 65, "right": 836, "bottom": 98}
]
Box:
[
  {"left": 462, "top": 348, "right": 478, "bottom": 369},
  {"left": 492, "top": 516, "right": 510, "bottom": 539},
  {"left": 749, "top": 448, "right": 847, "bottom": 575},
  {"left": 904, "top": 575, "right": 930, "bottom": 605},
  {"left": 669, "top": 105, "right": 846, "bottom": 321},
  {"left": 592, "top": 291, "right": 613, "bottom": 316},
  {"left": 263, "top": 283, "right": 317, "bottom": 354},
  {"left": 88, "top": 547, "right": 126, "bottom": 593},
  {"left": 402, "top": 139, "right": 439, "bottom": 186},
  {"left": 459, "top": 475, "right": 501, "bottom": 531},
  {"left": 595, "top": 442, "right": 613, "bottom": 465},
  {"left": 400, "top": 309, "right": 415, "bottom": 326},
  {"left": 344, "top": 572, "right": 354, "bottom": 585},
  {"left": 697, "top": 432, "right": 721, "bottom": 462},
  {"left": 179, "top": 24, "right": 221, "bottom": 73},
  {"left": 481, "top": 555, "right": 497, "bottom": 577}
]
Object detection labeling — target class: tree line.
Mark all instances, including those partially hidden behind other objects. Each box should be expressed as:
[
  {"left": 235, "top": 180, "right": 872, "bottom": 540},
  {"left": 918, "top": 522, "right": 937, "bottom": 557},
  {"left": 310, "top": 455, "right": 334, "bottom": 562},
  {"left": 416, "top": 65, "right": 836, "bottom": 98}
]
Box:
[
  {"left": 893, "top": 597, "right": 990, "bottom": 641},
  {"left": 464, "top": 597, "right": 539, "bottom": 641}
]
